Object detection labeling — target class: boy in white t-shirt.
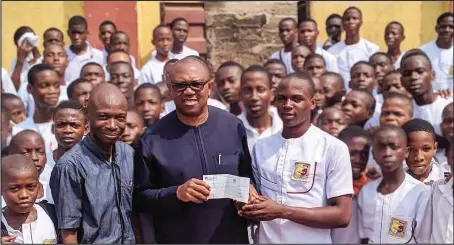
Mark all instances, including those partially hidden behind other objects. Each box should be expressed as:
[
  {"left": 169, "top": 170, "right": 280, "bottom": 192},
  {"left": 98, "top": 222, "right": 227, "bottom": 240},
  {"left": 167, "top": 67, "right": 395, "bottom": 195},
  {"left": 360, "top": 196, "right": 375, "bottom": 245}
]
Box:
[
  {"left": 168, "top": 18, "right": 199, "bottom": 59},
  {"left": 358, "top": 125, "right": 431, "bottom": 244},
  {"left": 1, "top": 154, "right": 58, "bottom": 244},
  {"left": 139, "top": 25, "right": 174, "bottom": 84},
  {"left": 269, "top": 18, "right": 298, "bottom": 73},
  {"left": 403, "top": 119, "right": 445, "bottom": 184},
  {"left": 419, "top": 12, "right": 453, "bottom": 92},
  {"left": 328, "top": 7, "right": 380, "bottom": 88},
  {"left": 400, "top": 50, "right": 453, "bottom": 137}
]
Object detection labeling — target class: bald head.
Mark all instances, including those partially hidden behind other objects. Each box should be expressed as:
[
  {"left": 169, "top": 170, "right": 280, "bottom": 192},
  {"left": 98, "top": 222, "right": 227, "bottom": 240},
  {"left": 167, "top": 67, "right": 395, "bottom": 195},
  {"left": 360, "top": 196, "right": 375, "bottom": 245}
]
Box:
[
  {"left": 1, "top": 154, "right": 39, "bottom": 186},
  {"left": 87, "top": 83, "right": 128, "bottom": 113},
  {"left": 168, "top": 56, "right": 211, "bottom": 82}
]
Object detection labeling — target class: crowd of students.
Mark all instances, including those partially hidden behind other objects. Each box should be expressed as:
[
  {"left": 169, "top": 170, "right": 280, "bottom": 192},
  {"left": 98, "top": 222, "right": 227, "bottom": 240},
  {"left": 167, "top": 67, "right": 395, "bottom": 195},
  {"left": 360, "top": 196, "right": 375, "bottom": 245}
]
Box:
[{"left": 0, "top": 5, "right": 453, "bottom": 244}]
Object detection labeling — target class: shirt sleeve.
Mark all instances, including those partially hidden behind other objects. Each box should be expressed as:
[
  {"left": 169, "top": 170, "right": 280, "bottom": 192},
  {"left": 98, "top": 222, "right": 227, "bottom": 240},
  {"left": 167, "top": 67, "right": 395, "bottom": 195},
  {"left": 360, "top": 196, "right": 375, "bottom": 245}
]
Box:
[
  {"left": 357, "top": 190, "right": 367, "bottom": 239},
  {"left": 49, "top": 161, "right": 83, "bottom": 229},
  {"left": 326, "top": 141, "right": 354, "bottom": 199},
  {"left": 132, "top": 136, "right": 183, "bottom": 214},
  {"left": 237, "top": 121, "right": 255, "bottom": 186},
  {"left": 414, "top": 186, "right": 432, "bottom": 244}
]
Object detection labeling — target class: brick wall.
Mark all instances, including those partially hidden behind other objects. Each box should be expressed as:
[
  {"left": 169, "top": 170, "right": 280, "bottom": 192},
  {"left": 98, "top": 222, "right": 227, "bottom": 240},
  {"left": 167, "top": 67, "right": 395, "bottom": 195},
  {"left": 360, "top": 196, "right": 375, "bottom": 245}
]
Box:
[{"left": 205, "top": 1, "right": 298, "bottom": 70}]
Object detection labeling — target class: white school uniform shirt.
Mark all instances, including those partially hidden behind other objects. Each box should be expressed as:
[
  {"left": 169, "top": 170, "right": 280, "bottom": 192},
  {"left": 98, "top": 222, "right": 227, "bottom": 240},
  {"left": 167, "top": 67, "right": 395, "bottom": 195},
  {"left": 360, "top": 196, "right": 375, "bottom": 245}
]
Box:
[
  {"left": 12, "top": 117, "right": 57, "bottom": 155},
  {"left": 237, "top": 106, "right": 283, "bottom": 153},
  {"left": 358, "top": 173, "right": 431, "bottom": 244},
  {"left": 1, "top": 204, "right": 57, "bottom": 244},
  {"left": 412, "top": 96, "right": 453, "bottom": 136},
  {"left": 270, "top": 48, "right": 295, "bottom": 74},
  {"left": 2, "top": 67, "right": 17, "bottom": 95},
  {"left": 419, "top": 41, "right": 454, "bottom": 91},
  {"left": 315, "top": 46, "right": 339, "bottom": 73},
  {"left": 65, "top": 42, "right": 104, "bottom": 84},
  {"left": 251, "top": 125, "right": 353, "bottom": 243},
  {"left": 152, "top": 45, "right": 199, "bottom": 60},
  {"left": 17, "top": 82, "right": 68, "bottom": 118},
  {"left": 331, "top": 197, "right": 361, "bottom": 243},
  {"left": 393, "top": 52, "right": 406, "bottom": 70},
  {"left": 327, "top": 38, "right": 380, "bottom": 91},
  {"left": 138, "top": 55, "right": 167, "bottom": 84},
  {"left": 430, "top": 176, "right": 453, "bottom": 244},
  {"left": 9, "top": 56, "right": 42, "bottom": 88}
]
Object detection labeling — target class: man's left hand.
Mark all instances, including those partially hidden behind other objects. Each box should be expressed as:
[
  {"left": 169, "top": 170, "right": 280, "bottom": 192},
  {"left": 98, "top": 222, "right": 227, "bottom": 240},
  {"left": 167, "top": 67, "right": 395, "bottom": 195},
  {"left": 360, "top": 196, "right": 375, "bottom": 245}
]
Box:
[{"left": 238, "top": 196, "right": 284, "bottom": 221}]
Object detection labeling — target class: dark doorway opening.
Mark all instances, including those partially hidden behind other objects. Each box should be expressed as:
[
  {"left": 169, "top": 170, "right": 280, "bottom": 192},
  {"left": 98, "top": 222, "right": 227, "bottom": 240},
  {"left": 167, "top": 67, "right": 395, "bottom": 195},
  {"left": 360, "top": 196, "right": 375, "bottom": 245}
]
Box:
[{"left": 297, "top": 1, "right": 311, "bottom": 24}]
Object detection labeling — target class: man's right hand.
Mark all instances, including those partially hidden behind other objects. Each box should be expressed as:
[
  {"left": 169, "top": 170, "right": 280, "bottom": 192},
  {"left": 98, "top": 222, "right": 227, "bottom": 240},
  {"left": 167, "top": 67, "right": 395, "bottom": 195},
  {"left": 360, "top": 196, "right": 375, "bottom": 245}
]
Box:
[
  {"left": 17, "top": 41, "right": 33, "bottom": 63},
  {"left": 1, "top": 236, "right": 17, "bottom": 244},
  {"left": 176, "top": 178, "right": 211, "bottom": 203}
]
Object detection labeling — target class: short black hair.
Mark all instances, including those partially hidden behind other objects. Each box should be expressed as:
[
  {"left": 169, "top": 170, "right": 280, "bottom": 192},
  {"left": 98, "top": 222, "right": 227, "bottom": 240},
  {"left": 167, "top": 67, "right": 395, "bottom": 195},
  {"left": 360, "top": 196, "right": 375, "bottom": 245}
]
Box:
[
  {"left": 321, "top": 71, "right": 345, "bottom": 88},
  {"left": 326, "top": 14, "right": 342, "bottom": 24},
  {"left": 110, "top": 31, "right": 129, "bottom": 45},
  {"left": 67, "top": 78, "right": 90, "bottom": 100},
  {"left": 400, "top": 49, "right": 432, "bottom": 69},
  {"left": 437, "top": 12, "right": 454, "bottom": 25},
  {"left": 343, "top": 6, "right": 362, "bottom": 19},
  {"left": 282, "top": 71, "right": 315, "bottom": 97},
  {"left": 108, "top": 61, "right": 133, "bottom": 74},
  {"left": 349, "top": 89, "right": 376, "bottom": 113},
  {"left": 43, "top": 27, "right": 64, "bottom": 40},
  {"left": 68, "top": 15, "right": 87, "bottom": 28},
  {"left": 99, "top": 20, "right": 117, "bottom": 30},
  {"left": 384, "top": 92, "right": 413, "bottom": 109},
  {"left": 27, "top": 64, "right": 55, "bottom": 86},
  {"left": 305, "top": 53, "right": 326, "bottom": 66},
  {"left": 298, "top": 18, "right": 318, "bottom": 28},
  {"left": 153, "top": 24, "right": 171, "bottom": 38},
  {"left": 279, "top": 17, "right": 297, "bottom": 26},
  {"left": 13, "top": 26, "right": 34, "bottom": 45},
  {"left": 170, "top": 18, "right": 189, "bottom": 29},
  {"left": 402, "top": 118, "right": 436, "bottom": 141},
  {"left": 350, "top": 61, "right": 374, "bottom": 74},
  {"left": 1, "top": 93, "right": 23, "bottom": 108},
  {"left": 164, "top": 58, "right": 179, "bottom": 72},
  {"left": 54, "top": 100, "right": 87, "bottom": 119},
  {"left": 217, "top": 61, "right": 245, "bottom": 72},
  {"left": 338, "top": 125, "right": 372, "bottom": 143},
  {"left": 370, "top": 52, "right": 393, "bottom": 64},
  {"left": 264, "top": 58, "right": 285, "bottom": 67},
  {"left": 80, "top": 62, "right": 104, "bottom": 75},
  {"left": 134, "top": 83, "right": 162, "bottom": 102},
  {"left": 374, "top": 124, "right": 407, "bottom": 143},
  {"left": 383, "top": 70, "right": 401, "bottom": 79},
  {"left": 386, "top": 21, "right": 405, "bottom": 35},
  {"left": 106, "top": 50, "right": 131, "bottom": 64},
  {"left": 241, "top": 65, "right": 272, "bottom": 88}
]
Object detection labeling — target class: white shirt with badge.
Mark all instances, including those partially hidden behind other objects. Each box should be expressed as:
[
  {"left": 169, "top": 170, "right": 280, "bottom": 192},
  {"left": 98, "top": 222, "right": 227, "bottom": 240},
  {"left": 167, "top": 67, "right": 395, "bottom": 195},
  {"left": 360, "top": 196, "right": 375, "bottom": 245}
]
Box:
[
  {"left": 412, "top": 96, "right": 453, "bottom": 136},
  {"left": 251, "top": 125, "right": 353, "bottom": 243},
  {"left": 419, "top": 41, "right": 453, "bottom": 91},
  {"left": 430, "top": 176, "right": 453, "bottom": 244},
  {"left": 327, "top": 38, "right": 380, "bottom": 91},
  {"left": 17, "top": 82, "right": 68, "bottom": 118},
  {"left": 65, "top": 42, "right": 104, "bottom": 84},
  {"left": 12, "top": 117, "right": 57, "bottom": 155},
  {"left": 358, "top": 173, "right": 431, "bottom": 244},
  {"left": 138, "top": 55, "right": 167, "bottom": 85},
  {"left": 237, "top": 106, "right": 283, "bottom": 153},
  {"left": 270, "top": 48, "right": 294, "bottom": 74},
  {"left": 1, "top": 204, "right": 57, "bottom": 244},
  {"left": 2, "top": 67, "right": 17, "bottom": 95}
]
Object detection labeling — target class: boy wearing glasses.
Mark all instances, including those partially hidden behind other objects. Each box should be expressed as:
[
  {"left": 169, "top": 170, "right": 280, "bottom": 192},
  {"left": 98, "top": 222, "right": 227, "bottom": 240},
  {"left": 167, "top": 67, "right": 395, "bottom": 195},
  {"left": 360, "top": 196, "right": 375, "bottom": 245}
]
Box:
[{"left": 239, "top": 72, "right": 353, "bottom": 243}]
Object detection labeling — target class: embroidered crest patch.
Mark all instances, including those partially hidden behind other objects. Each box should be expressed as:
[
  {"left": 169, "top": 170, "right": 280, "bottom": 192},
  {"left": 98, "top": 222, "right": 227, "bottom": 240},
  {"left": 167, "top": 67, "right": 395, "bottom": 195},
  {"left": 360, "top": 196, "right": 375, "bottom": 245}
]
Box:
[
  {"left": 292, "top": 162, "right": 310, "bottom": 181},
  {"left": 388, "top": 217, "right": 407, "bottom": 238}
]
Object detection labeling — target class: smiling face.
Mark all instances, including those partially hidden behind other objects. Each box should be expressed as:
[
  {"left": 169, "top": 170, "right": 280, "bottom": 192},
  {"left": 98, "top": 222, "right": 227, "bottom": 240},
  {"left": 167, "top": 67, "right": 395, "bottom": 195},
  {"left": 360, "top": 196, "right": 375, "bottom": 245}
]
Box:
[
  {"left": 406, "top": 131, "right": 437, "bottom": 178},
  {"left": 436, "top": 15, "right": 454, "bottom": 44},
  {"left": 441, "top": 103, "right": 454, "bottom": 139},
  {"left": 28, "top": 70, "right": 61, "bottom": 108},
  {"left": 346, "top": 136, "right": 370, "bottom": 179}
]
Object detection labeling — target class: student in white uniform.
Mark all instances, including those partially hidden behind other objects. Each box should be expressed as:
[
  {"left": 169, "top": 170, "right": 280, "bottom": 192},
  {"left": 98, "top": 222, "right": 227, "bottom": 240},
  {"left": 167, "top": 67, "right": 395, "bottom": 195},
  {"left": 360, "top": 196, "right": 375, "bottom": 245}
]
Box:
[
  {"left": 429, "top": 138, "right": 453, "bottom": 244},
  {"left": 139, "top": 25, "right": 173, "bottom": 84},
  {"left": 400, "top": 50, "right": 453, "bottom": 136},
  {"left": 328, "top": 7, "right": 380, "bottom": 90},
  {"left": 419, "top": 12, "right": 453, "bottom": 92},
  {"left": 1, "top": 155, "right": 58, "bottom": 244},
  {"left": 358, "top": 125, "right": 431, "bottom": 244},
  {"left": 13, "top": 65, "right": 60, "bottom": 154},
  {"left": 438, "top": 102, "right": 453, "bottom": 170},
  {"left": 10, "top": 26, "right": 42, "bottom": 92},
  {"left": 403, "top": 119, "right": 445, "bottom": 184},
  {"left": 298, "top": 19, "right": 339, "bottom": 73},
  {"left": 18, "top": 44, "right": 69, "bottom": 117},
  {"left": 269, "top": 18, "right": 298, "bottom": 74},
  {"left": 319, "top": 14, "right": 343, "bottom": 50},
  {"left": 168, "top": 18, "right": 199, "bottom": 59},
  {"left": 240, "top": 72, "right": 353, "bottom": 244},
  {"left": 1, "top": 68, "right": 17, "bottom": 95},
  {"left": 332, "top": 126, "right": 372, "bottom": 244},
  {"left": 65, "top": 15, "right": 104, "bottom": 84},
  {"left": 384, "top": 21, "right": 406, "bottom": 70},
  {"left": 238, "top": 65, "right": 283, "bottom": 152}
]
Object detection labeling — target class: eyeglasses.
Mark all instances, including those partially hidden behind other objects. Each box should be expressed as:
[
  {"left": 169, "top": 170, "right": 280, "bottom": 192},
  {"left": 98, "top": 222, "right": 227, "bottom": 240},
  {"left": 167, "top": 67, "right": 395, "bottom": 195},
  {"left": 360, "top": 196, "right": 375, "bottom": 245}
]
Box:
[{"left": 169, "top": 80, "right": 209, "bottom": 92}]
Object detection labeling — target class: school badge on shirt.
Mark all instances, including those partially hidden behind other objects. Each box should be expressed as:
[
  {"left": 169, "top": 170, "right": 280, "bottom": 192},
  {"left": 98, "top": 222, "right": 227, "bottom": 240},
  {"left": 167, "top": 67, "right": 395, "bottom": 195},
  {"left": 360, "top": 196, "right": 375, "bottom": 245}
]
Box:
[
  {"left": 292, "top": 162, "right": 310, "bottom": 181},
  {"left": 449, "top": 66, "right": 453, "bottom": 75},
  {"left": 43, "top": 239, "right": 57, "bottom": 244},
  {"left": 388, "top": 217, "right": 407, "bottom": 238}
]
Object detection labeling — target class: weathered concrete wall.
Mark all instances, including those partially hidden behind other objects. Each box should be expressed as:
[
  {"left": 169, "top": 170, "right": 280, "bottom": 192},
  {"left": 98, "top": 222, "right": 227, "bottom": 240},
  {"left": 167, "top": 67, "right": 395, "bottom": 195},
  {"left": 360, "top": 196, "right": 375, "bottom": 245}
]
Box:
[{"left": 205, "top": 1, "right": 298, "bottom": 70}]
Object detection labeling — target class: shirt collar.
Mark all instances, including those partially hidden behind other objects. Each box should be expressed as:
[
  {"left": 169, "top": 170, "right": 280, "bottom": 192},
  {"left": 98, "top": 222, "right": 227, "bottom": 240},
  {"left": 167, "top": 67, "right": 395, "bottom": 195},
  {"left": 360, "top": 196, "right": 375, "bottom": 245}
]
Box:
[
  {"left": 82, "top": 135, "right": 119, "bottom": 163},
  {"left": 238, "top": 106, "right": 281, "bottom": 134},
  {"left": 66, "top": 41, "right": 95, "bottom": 61}
]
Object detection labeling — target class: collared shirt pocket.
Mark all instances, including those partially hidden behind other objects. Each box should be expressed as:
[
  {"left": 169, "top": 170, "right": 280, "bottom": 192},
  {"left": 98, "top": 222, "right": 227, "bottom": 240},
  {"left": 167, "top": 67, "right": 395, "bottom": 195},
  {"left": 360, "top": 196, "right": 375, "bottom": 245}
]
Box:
[
  {"left": 385, "top": 215, "right": 415, "bottom": 244},
  {"left": 215, "top": 153, "right": 240, "bottom": 175},
  {"left": 286, "top": 160, "right": 319, "bottom": 194}
]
